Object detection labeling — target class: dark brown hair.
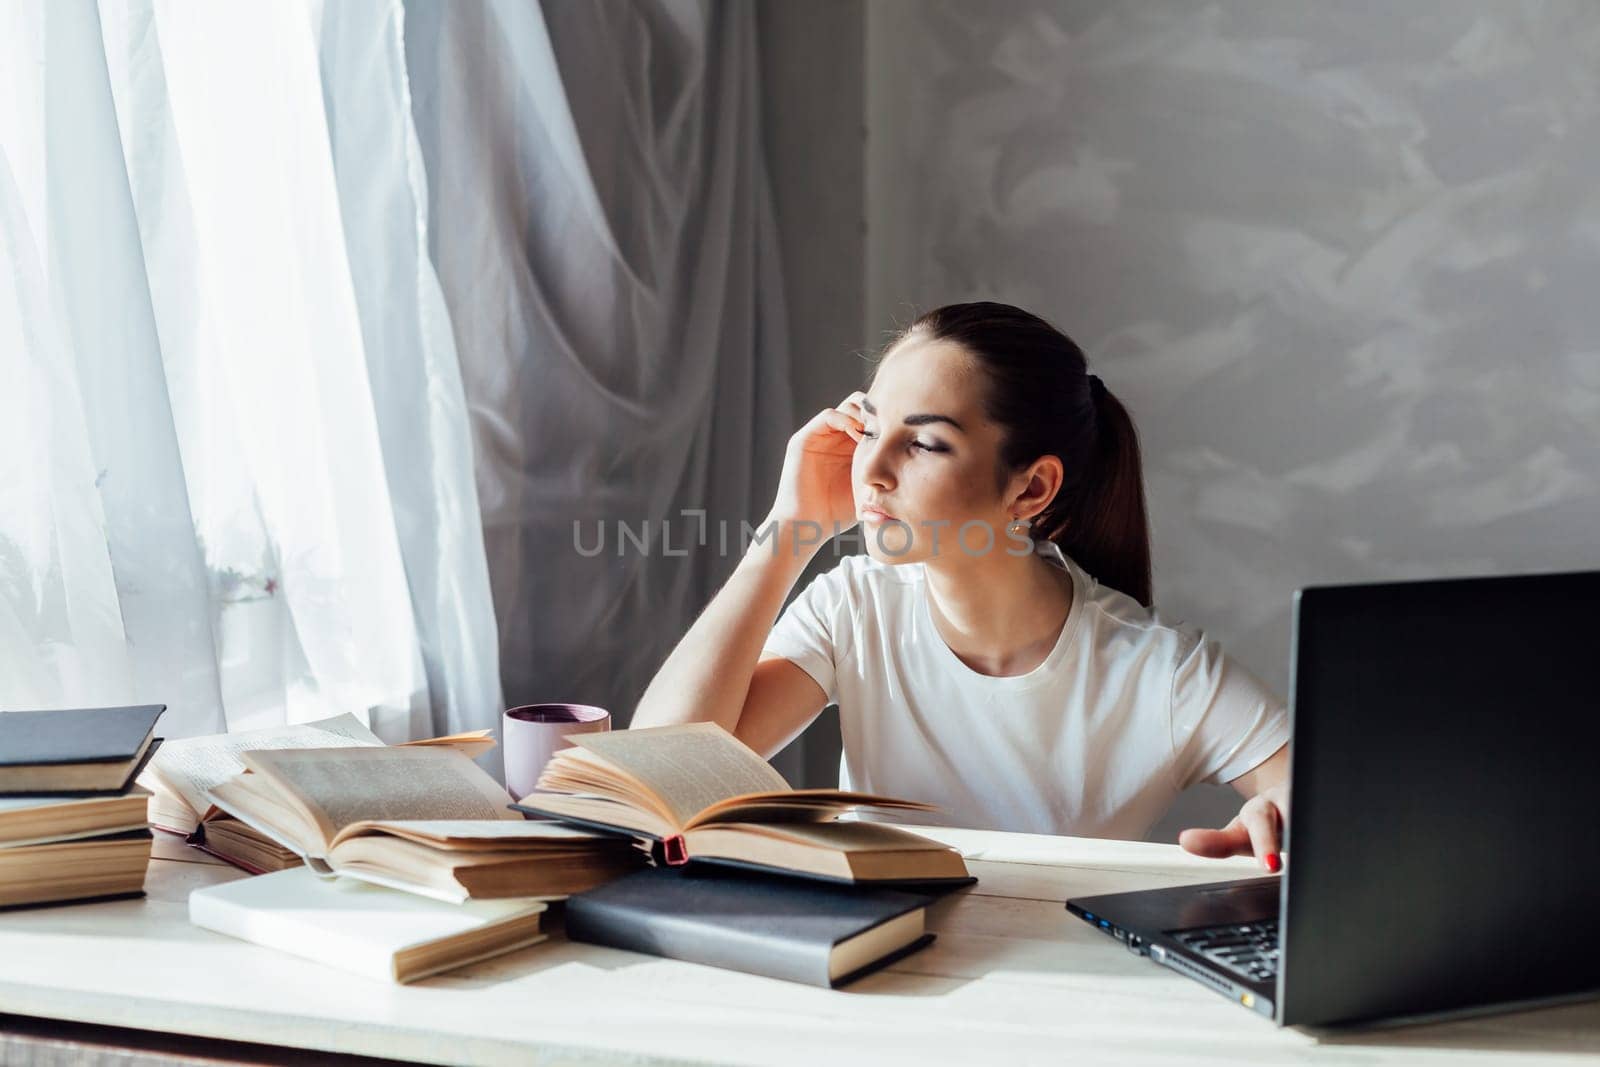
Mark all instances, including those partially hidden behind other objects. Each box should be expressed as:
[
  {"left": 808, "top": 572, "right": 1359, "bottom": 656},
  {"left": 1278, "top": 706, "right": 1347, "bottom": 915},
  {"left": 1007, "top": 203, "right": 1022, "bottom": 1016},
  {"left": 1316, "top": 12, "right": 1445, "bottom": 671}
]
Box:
[{"left": 874, "top": 301, "right": 1153, "bottom": 607}]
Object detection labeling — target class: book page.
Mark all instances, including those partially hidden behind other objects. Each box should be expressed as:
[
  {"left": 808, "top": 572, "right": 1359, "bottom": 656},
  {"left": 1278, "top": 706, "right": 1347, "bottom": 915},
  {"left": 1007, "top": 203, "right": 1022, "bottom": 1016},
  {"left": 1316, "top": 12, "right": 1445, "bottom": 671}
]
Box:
[
  {"left": 329, "top": 819, "right": 608, "bottom": 852},
  {"left": 568, "top": 723, "right": 792, "bottom": 828},
  {"left": 347, "top": 820, "right": 604, "bottom": 842},
  {"left": 207, "top": 771, "right": 329, "bottom": 862},
  {"left": 138, "top": 713, "right": 383, "bottom": 817},
  {"left": 691, "top": 789, "right": 938, "bottom": 827},
  {"left": 400, "top": 730, "right": 497, "bottom": 760},
  {"left": 721, "top": 819, "right": 954, "bottom": 852},
  {"left": 239, "top": 747, "right": 519, "bottom": 848}
]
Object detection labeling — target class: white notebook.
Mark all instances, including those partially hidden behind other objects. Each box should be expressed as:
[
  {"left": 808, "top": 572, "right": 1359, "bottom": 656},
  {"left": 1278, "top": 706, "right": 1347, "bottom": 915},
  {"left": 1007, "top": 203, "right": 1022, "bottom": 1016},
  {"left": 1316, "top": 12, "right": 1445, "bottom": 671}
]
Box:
[{"left": 189, "top": 867, "right": 549, "bottom": 983}]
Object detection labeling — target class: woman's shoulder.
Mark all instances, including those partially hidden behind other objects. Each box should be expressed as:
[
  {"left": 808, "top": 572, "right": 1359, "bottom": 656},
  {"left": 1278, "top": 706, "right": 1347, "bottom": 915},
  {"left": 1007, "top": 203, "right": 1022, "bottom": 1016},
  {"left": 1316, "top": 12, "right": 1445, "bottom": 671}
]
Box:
[{"left": 1059, "top": 552, "right": 1204, "bottom": 656}]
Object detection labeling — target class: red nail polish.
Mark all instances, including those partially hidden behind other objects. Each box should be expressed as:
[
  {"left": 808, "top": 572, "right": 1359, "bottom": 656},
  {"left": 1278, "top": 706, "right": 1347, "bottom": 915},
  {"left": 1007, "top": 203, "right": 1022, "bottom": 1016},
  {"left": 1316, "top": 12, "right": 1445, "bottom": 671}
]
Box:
[{"left": 1265, "top": 852, "right": 1281, "bottom": 873}]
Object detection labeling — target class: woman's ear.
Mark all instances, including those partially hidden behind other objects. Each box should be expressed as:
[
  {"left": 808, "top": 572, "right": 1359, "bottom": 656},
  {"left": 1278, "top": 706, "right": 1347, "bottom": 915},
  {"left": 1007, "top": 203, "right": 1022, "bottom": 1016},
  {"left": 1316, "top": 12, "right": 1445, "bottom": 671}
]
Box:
[{"left": 1007, "top": 455, "right": 1064, "bottom": 522}]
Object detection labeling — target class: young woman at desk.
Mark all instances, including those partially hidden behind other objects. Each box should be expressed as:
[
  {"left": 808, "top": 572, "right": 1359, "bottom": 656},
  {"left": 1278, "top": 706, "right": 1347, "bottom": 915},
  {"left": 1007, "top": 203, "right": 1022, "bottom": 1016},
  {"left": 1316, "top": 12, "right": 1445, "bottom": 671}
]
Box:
[{"left": 633, "top": 302, "right": 1290, "bottom": 872}]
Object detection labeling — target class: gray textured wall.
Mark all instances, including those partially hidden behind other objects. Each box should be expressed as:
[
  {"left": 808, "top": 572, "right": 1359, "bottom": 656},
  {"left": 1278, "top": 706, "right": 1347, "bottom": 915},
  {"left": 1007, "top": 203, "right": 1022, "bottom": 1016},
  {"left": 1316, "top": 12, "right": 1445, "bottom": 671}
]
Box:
[{"left": 864, "top": 1, "right": 1600, "bottom": 839}]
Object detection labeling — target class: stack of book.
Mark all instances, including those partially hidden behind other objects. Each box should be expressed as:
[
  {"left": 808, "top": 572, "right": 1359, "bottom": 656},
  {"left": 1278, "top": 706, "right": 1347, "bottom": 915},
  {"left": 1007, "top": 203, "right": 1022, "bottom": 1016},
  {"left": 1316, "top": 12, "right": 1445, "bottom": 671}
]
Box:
[
  {"left": 516, "top": 722, "right": 977, "bottom": 988},
  {"left": 139, "top": 711, "right": 499, "bottom": 873},
  {"left": 0, "top": 705, "right": 165, "bottom": 910},
  {"left": 184, "top": 719, "right": 976, "bottom": 989},
  {"left": 187, "top": 739, "right": 644, "bottom": 982}
]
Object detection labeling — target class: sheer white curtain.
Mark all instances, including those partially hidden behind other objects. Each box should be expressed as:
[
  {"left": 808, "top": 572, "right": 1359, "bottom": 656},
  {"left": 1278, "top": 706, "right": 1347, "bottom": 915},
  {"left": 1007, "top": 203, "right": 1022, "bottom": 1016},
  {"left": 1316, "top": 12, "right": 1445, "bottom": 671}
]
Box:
[
  {"left": 0, "top": 1, "right": 500, "bottom": 743},
  {"left": 404, "top": 2, "right": 797, "bottom": 769},
  {"left": 2, "top": 0, "right": 794, "bottom": 770}
]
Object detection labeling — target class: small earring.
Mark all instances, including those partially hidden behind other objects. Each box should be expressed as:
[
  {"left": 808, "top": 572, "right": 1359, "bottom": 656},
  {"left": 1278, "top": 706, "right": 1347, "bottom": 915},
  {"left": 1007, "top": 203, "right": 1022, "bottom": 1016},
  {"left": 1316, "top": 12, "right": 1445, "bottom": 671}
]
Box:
[{"left": 1006, "top": 516, "right": 1032, "bottom": 537}]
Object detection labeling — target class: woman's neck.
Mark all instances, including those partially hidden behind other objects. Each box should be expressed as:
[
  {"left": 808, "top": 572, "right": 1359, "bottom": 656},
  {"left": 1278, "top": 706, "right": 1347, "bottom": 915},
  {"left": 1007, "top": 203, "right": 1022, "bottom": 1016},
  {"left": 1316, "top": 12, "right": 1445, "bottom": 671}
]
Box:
[{"left": 921, "top": 547, "right": 1074, "bottom": 678}]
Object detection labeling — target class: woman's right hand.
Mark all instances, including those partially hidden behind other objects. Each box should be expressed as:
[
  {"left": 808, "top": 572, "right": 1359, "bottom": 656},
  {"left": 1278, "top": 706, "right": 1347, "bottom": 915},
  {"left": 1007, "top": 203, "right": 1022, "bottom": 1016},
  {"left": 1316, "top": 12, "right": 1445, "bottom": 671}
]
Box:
[{"left": 766, "top": 391, "right": 869, "bottom": 534}]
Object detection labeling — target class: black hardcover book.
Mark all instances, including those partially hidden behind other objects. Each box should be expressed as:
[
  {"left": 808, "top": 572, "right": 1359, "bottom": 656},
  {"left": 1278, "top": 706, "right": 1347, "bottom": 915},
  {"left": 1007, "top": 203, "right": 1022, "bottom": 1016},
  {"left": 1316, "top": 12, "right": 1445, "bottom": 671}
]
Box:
[
  {"left": 0, "top": 705, "right": 166, "bottom": 795},
  {"left": 0, "top": 737, "right": 164, "bottom": 798},
  {"left": 563, "top": 865, "right": 937, "bottom": 988}
]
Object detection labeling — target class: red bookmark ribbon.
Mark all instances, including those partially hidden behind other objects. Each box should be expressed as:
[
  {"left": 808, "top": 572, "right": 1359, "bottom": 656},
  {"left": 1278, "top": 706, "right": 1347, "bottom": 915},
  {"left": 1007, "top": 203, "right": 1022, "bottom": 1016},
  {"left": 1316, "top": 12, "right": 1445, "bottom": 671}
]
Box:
[{"left": 661, "top": 834, "right": 689, "bottom": 866}]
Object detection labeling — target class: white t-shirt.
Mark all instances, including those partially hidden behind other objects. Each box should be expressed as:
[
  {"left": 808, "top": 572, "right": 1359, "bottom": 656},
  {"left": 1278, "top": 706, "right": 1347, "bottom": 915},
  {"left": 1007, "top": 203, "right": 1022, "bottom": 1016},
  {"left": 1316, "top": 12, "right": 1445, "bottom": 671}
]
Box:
[{"left": 760, "top": 548, "right": 1289, "bottom": 839}]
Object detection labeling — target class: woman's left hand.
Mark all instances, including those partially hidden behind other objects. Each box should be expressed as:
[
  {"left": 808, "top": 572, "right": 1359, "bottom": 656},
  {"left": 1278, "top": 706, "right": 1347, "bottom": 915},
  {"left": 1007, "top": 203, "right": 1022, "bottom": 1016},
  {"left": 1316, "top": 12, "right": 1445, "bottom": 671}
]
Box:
[{"left": 1178, "top": 783, "right": 1288, "bottom": 873}]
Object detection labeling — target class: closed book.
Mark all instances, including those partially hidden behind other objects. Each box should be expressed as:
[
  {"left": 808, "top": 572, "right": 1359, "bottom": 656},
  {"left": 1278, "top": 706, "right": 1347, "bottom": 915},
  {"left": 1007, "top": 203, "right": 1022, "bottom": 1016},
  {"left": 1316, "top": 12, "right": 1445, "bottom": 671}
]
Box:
[
  {"left": 563, "top": 866, "right": 937, "bottom": 988},
  {"left": 0, "top": 705, "right": 165, "bottom": 795},
  {"left": 188, "top": 866, "right": 550, "bottom": 983},
  {"left": 0, "top": 828, "right": 152, "bottom": 910},
  {"left": 0, "top": 789, "right": 151, "bottom": 849}
]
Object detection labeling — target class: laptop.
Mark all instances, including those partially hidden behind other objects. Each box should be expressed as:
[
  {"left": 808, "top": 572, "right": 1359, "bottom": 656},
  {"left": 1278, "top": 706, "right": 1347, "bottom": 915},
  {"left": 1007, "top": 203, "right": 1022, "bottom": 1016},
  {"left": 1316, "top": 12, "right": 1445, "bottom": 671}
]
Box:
[{"left": 1066, "top": 568, "right": 1600, "bottom": 1028}]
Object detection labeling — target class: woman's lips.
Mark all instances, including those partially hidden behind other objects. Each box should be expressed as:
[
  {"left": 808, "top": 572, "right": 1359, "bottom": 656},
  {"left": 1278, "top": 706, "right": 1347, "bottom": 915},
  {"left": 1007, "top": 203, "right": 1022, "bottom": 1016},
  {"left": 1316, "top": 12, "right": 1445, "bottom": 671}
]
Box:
[{"left": 859, "top": 505, "right": 897, "bottom": 522}]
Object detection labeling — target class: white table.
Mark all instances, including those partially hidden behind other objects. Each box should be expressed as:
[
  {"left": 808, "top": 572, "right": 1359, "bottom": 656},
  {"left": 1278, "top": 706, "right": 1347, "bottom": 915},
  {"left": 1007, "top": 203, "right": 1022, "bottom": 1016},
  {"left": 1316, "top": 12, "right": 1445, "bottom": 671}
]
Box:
[{"left": 1, "top": 826, "right": 1596, "bottom": 1065}]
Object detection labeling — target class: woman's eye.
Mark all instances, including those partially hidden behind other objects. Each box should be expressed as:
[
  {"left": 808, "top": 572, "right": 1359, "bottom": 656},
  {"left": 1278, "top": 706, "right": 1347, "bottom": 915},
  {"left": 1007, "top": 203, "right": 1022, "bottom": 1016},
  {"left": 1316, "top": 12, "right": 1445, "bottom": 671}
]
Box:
[{"left": 858, "top": 428, "right": 945, "bottom": 454}]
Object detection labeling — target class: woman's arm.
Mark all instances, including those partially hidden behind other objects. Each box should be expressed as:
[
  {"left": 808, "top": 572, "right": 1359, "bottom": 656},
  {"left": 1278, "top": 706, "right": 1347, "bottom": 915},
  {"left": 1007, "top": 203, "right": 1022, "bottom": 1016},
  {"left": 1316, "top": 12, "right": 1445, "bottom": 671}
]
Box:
[
  {"left": 631, "top": 521, "right": 828, "bottom": 751},
  {"left": 632, "top": 393, "right": 872, "bottom": 755},
  {"left": 1178, "top": 742, "right": 1290, "bottom": 871},
  {"left": 1226, "top": 741, "right": 1289, "bottom": 797}
]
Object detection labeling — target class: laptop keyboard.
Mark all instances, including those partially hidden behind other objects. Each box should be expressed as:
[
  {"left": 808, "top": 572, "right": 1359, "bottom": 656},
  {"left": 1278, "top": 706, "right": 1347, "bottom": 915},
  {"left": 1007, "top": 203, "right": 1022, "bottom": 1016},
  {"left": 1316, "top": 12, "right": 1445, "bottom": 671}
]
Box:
[{"left": 1171, "top": 917, "right": 1280, "bottom": 984}]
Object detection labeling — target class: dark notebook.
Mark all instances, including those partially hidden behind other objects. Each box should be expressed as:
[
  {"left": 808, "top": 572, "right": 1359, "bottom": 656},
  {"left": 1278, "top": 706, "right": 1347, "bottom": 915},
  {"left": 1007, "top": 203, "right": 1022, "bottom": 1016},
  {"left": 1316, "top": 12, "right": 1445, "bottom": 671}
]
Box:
[
  {"left": 0, "top": 705, "right": 166, "bottom": 795},
  {"left": 563, "top": 866, "right": 937, "bottom": 988}
]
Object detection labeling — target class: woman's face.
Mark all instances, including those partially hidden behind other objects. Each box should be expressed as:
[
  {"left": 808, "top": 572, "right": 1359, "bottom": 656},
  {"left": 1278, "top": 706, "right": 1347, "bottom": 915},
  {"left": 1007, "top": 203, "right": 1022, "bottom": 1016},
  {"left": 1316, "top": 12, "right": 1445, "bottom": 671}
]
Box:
[{"left": 852, "top": 338, "right": 1018, "bottom": 565}]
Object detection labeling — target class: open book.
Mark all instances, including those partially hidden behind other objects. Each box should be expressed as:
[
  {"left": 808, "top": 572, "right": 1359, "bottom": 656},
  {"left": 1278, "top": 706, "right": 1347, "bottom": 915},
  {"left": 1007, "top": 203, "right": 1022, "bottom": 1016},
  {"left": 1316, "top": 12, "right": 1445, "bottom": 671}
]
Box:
[
  {"left": 512, "top": 723, "right": 972, "bottom": 887},
  {"left": 205, "top": 746, "right": 639, "bottom": 902},
  {"left": 137, "top": 713, "right": 495, "bottom": 873}
]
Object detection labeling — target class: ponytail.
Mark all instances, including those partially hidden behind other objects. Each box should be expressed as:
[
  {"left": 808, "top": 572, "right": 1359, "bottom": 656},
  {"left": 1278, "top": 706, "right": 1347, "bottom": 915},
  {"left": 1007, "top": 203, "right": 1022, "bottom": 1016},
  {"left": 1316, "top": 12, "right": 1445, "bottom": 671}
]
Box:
[{"left": 1054, "top": 377, "right": 1153, "bottom": 607}]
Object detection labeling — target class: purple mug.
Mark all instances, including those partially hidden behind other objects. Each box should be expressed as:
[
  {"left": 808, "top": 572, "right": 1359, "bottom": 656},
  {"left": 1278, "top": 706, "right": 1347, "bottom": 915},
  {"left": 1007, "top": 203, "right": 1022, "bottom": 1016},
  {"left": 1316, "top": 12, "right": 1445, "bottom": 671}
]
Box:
[{"left": 503, "top": 703, "right": 611, "bottom": 802}]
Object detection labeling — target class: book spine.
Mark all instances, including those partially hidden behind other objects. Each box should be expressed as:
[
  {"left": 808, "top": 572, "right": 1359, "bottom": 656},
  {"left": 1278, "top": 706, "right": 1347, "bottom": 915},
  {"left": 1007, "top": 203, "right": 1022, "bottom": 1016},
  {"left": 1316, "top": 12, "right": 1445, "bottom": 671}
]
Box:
[{"left": 563, "top": 896, "right": 829, "bottom": 988}]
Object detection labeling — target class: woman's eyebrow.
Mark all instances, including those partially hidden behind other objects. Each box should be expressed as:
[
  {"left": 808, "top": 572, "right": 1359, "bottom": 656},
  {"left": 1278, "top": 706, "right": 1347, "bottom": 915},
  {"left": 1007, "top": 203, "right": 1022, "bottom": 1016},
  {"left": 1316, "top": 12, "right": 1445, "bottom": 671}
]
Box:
[{"left": 860, "top": 396, "right": 965, "bottom": 432}]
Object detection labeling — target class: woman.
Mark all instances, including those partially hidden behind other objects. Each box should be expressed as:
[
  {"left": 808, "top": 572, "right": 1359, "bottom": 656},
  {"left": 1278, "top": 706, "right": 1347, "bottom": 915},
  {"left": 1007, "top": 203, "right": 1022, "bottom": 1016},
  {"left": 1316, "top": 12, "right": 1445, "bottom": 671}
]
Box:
[{"left": 634, "top": 302, "right": 1290, "bottom": 872}]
